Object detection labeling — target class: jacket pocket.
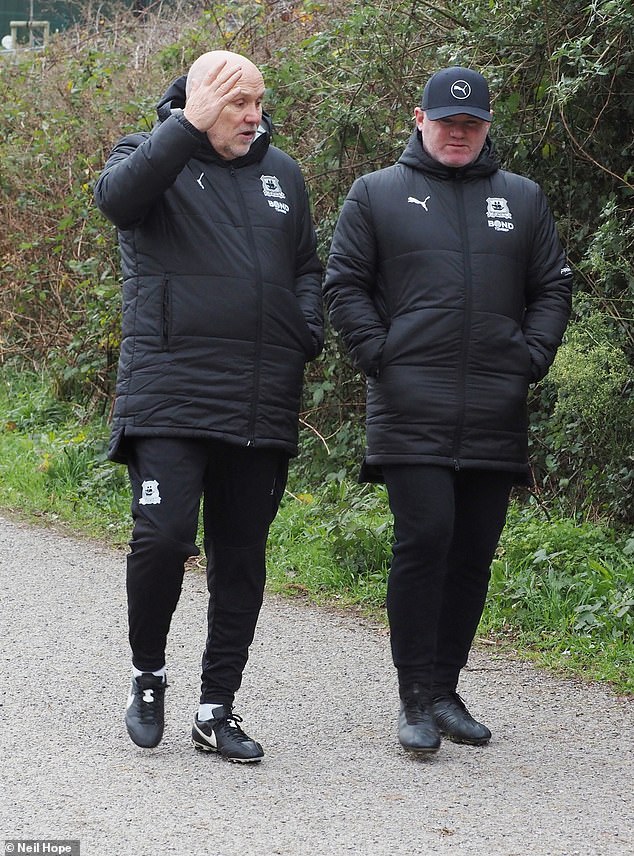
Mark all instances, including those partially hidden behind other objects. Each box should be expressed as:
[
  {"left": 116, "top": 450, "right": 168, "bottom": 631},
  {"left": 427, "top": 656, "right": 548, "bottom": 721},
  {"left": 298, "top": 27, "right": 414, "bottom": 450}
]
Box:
[
  {"left": 263, "top": 284, "right": 315, "bottom": 359},
  {"left": 471, "top": 313, "right": 533, "bottom": 379}
]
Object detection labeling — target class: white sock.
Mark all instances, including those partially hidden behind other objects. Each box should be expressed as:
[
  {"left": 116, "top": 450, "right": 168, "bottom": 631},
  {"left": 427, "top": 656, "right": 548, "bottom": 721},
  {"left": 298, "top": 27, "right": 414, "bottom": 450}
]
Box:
[
  {"left": 132, "top": 665, "right": 166, "bottom": 680},
  {"left": 198, "top": 703, "right": 224, "bottom": 721}
]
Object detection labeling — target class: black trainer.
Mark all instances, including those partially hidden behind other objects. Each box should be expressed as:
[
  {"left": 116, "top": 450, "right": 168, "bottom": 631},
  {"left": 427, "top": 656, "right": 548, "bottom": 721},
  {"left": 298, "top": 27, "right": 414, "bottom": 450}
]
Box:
[
  {"left": 192, "top": 706, "right": 264, "bottom": 763},
  {"left": 398, "top": 684, "right": 441, "bottom": 754},
  {"left": 432, "top": 691, "right": 491, "bottom": 745},
  {"left": 125, "top": 673, "right": 167, "bottom": 748}
]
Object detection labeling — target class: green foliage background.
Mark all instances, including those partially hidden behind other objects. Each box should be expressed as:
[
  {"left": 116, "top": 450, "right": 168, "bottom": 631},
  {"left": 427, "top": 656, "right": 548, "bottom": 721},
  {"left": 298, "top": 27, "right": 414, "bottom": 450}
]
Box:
[{"left": 1, "top": 0, "right": 633, "bottom": 523}]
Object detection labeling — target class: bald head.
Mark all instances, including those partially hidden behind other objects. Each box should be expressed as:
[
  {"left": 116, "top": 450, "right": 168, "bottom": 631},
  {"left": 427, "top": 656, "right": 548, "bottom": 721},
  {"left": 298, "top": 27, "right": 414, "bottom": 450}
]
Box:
[
  {"left": 182, "top": 49, "right": 266, "bottom": 160},
  {"left": 186, "top": 50, "right": 263, "bottom": 98}
]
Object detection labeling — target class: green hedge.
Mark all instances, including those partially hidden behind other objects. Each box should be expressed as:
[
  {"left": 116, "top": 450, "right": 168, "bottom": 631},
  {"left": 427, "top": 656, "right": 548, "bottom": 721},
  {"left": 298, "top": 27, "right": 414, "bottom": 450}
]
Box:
[{"left": 1, "top": 0, "right": 632, "bottom": 522}]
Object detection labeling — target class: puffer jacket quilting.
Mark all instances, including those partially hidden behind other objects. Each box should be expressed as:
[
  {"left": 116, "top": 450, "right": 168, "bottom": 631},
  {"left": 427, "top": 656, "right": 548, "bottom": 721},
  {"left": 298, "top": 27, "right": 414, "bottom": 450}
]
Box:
[
  {"left": 95, "top": 77, "right": 323, "bottom": 462},
  {"left": 324, "top": 130, "right": 572, "bottom": 479}
]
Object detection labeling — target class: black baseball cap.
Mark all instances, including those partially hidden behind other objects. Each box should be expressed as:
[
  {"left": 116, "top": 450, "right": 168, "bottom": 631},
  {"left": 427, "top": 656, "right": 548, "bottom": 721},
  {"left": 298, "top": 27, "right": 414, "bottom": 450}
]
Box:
[{"left": 421, "top": 67, "right": 492, "bottom": 121}]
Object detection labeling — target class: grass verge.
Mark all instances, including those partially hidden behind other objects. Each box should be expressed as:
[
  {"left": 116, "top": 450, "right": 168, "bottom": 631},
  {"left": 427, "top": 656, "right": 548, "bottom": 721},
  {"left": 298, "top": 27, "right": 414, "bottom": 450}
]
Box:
[
  {"left": 1, "top": 371, "right": 632, "bottom": 694},
  {"left": 266, "top": 482, "right": 634, "bottom": 694}
]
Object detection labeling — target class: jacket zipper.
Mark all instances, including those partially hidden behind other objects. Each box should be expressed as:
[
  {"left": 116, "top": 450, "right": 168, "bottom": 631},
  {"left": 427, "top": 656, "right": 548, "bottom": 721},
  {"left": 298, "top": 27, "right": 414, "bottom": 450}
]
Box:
[
  {"left": 452, "top": 180, "right": 473, "bottom": 469},
  {"left": 230, "top": 166, "right": 263, "bottom": 446},
  {"left": 162, "top": 274, "right": 170, "bottom": 351}
]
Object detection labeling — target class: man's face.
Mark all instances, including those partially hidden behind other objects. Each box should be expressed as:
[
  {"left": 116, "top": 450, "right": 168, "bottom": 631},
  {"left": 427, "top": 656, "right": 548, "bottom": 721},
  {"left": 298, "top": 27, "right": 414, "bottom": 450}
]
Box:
[
  {"left": 207, "top": 64, "right": 265, "bottom": 160},
  {"left": 415, "top": 108, "right": 490, "bottom": 168}
]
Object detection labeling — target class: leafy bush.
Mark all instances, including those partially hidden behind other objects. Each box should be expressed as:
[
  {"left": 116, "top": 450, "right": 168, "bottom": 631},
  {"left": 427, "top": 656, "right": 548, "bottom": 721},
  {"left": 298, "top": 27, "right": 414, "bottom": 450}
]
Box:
[
  {"left": 491, "top": 505, "right": 634, "bottom": 638},
  {"left": 529, "top": 313, "right": 633, "bottom": 523},
  {"left": 1, "top": 0, "right": 632, "bottom": 521},
  {"left": 0, "top": 369, "right": 130, "bottom": 535},
  {"left": 485, "top": 502, "right": 634, "bottom": 689},
  {"left": 270, "top": 479, "right": 391, "bottom": 604},
  {"left": 0, "top": 2, "right": 196, "bottom": 405}
]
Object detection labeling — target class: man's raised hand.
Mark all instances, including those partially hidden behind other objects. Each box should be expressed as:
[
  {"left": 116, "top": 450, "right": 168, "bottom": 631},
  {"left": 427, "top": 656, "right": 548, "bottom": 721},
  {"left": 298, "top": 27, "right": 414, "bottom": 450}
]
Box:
[{"left": 183, "top": 61, "right": 243, "bottom": 132}]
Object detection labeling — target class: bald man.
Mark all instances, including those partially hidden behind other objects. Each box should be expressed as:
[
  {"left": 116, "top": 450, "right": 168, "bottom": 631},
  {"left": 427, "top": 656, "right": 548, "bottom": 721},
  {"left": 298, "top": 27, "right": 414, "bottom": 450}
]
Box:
[{"left": 95, "top": 51, "right": 323, "bottom": 761}]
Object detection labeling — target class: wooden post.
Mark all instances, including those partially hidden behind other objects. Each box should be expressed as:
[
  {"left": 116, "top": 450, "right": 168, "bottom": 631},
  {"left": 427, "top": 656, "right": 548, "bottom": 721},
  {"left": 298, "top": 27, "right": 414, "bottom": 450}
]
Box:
[{"left": 9, "top": 20, "right": 50, "bottom": 50}]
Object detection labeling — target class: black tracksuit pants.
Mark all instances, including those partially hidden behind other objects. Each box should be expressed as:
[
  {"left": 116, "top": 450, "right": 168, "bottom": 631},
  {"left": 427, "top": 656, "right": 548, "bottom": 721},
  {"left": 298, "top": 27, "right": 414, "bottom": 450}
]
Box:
[
  {"left": 126, "top": 437, "right": 287, "bottom": 706},
  {"left": 382, "top": 465, "right": 514, "bottom": 697}
]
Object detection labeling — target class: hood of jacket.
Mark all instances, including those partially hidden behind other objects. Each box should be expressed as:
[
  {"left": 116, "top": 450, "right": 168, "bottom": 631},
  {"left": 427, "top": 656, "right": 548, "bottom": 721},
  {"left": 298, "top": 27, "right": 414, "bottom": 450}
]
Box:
[
  {"left": 155, "top": 73, "right": 273, "bottom": 166},
  {"left": 398, "top": 128, "right": 500, "bottom": 180}
]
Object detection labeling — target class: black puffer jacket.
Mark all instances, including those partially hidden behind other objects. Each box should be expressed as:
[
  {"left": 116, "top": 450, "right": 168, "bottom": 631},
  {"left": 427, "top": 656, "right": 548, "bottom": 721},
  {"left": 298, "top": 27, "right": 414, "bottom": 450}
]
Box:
[
  {"left": 95, "top": 77, "right": 323, "bottom": 463},
  {"left": 324, "top": 130, "right": 572, "bottom": 481}
]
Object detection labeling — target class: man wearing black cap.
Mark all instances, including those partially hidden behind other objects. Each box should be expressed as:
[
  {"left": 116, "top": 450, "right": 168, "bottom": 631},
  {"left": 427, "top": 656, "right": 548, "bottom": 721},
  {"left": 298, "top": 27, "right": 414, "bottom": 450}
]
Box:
[{"left": 324, "top": 67, "right": 572, "bottom": 754}]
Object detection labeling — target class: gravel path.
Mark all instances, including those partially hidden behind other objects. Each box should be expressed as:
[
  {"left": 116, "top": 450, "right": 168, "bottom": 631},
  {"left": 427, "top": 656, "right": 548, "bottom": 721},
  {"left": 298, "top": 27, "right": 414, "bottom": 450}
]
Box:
[{"left": 1, "top": 513, "right": 632, "bottom": 856}]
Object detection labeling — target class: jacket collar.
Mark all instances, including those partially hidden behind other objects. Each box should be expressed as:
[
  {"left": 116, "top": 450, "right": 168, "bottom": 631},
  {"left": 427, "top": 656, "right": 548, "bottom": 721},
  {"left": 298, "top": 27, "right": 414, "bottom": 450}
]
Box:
[
  {"left": 398, "top": 128, "right": 499, "bottom": 179},
  {"left": 155, "top": 74, "right": 272, "bottom": 166}
]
